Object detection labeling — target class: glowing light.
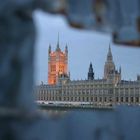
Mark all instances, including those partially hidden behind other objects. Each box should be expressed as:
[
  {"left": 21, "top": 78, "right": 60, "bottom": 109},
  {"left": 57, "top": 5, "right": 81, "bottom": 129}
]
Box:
[{"left": 48, "top": 48, "right": 68, "bottom": 85}]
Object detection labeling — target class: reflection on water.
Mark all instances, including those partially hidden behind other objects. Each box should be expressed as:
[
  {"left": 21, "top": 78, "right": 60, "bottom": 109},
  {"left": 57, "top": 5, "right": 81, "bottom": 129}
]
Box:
[
  {"left": 36, "top": 106, "right": 140, "bottom": 140},
  {"left": 38, "top": 107, "right": 114, "bottom": 120},
  {"left": 38, "top": 109, "right": 69, "bottom": 119}
]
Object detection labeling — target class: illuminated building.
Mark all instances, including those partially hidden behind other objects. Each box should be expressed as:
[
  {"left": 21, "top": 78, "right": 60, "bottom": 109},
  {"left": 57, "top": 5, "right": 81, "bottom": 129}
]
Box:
[
  {"left": 48, "top": 36, "right": 68, "bottom": 85},
  {"left": 35, "top": 44, "right": 140, "bottom": 106}
]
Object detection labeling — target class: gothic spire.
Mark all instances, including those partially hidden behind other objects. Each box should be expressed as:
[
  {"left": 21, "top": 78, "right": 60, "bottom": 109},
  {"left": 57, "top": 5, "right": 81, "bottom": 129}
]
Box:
[
  {"left": 65, "top": 44, "right": 68, "bottom": 54},
  {"left": 56, "top": 32, "right": 60, "bottom": 51},
  {"left": 107, "top": 43, "right": 113, "bottom": 61},
  {"left": 88, "top": 62, "right": 94, "bottom": 80},
  {"left": 48, "top": 44, "right": 51, "bottom": 54},
  {"left": 119, "top": 66, "right": 121, "bottom": 74}
]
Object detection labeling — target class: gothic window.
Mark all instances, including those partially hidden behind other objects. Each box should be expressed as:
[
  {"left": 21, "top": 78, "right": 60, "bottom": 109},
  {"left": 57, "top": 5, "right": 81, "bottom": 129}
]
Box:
[
  {"left": 82, "top": 91, "right": 85, "bottom": 95},
  {"left": 71, "top": 97, "right": 73, "bottom": 101},
  {"left": 79, "top": 97, "right": 80, "bottom": 101},
  {"left": 136, "top": 88, "right": 139, "bottom": 94},
  {"left": 120, "top": 89, "right": 123, "bottom": 94},
  {"left": 115, "top": 89, "right": 119, "bottom": 94},
  {"left": 125, "top": 88, "right": 128, "bottom": 94},
  {"left": 87, "top": 97, "right": 89, "bottom": 102},
  {"left": 51, "top": 96, "right": 53, "bottom": 101},
  {"left": 131, "top": 97, "right": 134, "bottom": 102},
  {"left": 44, "top": 95, "right": 46, "bottom": 101},
  {"left": 125, "top": 97, "right": 128, "bottom": 102},
  {"left": 109, "top": 97, "right": 112, "bottom": 102},
  {"left": 104, "top": 97, "right": 107, "bottom": 102},
  {"left": 53, "top": 79, "right": 56, "bottom": 84},
  {"left": 116, "top": 97, "right": 119, "bottom": 102},
  {"left": 83, "top": 97, "right": 85, "bottom": 102},
  {"left": 51, "top": 65, "right": 56, "bottom": 72},
  {"left": 136, "top": 97, "right": 139, "bottom": 103},
  {"left": 121, "top": 97, "right": 123, "bottom": 102},
  {"left": 95, "top": 97, "right": 97, "bottom": 102},
  {"left": 130, "top": 88, "right": 133, "bottom": 93},
  {"left": 94, "top": 89, "right": 97, "bottom": 94},
  {"left": 109, "top": 89, "right": 113, "bottom": 94},
  {"left": 59, "top": 65, "right": 64, "bottom": 72},
  {"left": 79, "top": 92, "right": 81, "bottom": 95}
]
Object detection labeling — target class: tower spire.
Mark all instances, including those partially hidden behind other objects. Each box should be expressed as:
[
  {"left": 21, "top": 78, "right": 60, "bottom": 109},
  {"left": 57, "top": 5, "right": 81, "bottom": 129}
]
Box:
[
  {"left": 107, "top": 43, "right": 113, "bottom": 61},
  {"left": 57, "top": 32, "right": 59, "bottom": 46},
  {"left": 109, "top": 43, "right": 111, "bottom": 52},
  {"left": 88, "top": 62, "right": 94, "bottom": 80},
  {"left": 104, "top": 43, "right": 115, "bottom": 79},
  {"left": 119, "top": 66, "right": 121, "bottom": 74},
  {"left": 48, "top": 44, "right": 51, "bottom": 54},
  {"left": 56, "top": 32, "right": 60, "bottom": 51},
  {"left": 65, "top": 44, "right": 68, "bottom": 54}
]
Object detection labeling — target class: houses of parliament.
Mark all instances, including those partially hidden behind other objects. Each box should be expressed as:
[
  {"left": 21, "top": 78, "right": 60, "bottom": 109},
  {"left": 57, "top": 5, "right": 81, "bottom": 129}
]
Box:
[{"left": 35, "top": 39, "right": 140, "bottom": 106}]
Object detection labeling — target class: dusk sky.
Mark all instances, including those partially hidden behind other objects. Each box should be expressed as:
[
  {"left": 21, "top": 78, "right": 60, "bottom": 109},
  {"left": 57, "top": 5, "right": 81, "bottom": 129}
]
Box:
[{"left": 34, "top": 11, "right": 140, "bottom": 85}]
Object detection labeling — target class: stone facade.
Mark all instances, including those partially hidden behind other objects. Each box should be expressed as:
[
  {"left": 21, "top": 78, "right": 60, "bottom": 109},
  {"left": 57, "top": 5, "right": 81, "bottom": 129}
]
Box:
[
  {"left": 48, "top": 36, "right": 68, "bottom": 85},
  {"left": 35, "top": 45, "right": 140, "bottom": 106}
]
